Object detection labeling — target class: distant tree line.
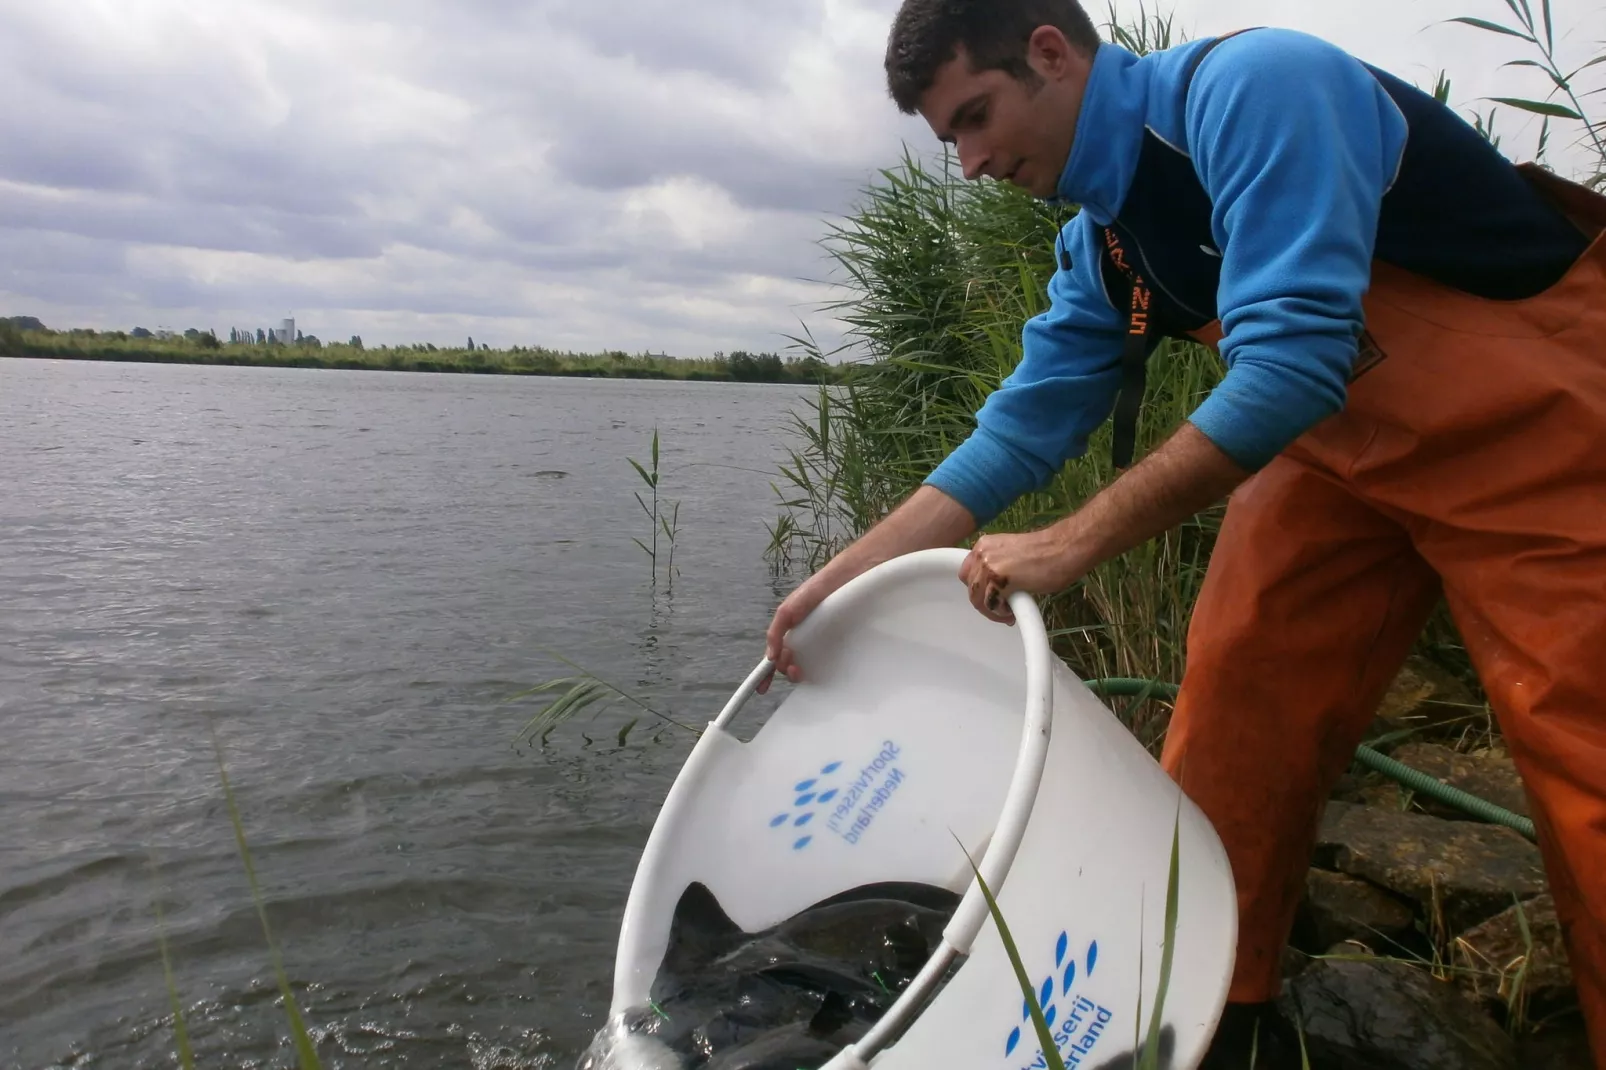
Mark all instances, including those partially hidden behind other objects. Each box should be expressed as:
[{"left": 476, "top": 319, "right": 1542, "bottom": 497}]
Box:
[{"left": 0, "top": 317, "right": 847, "bottom": 384}]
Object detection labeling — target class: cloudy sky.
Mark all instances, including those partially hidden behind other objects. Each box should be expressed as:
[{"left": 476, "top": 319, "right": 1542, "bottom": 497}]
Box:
[{"left": 2, "top": 0, "right": 1599, "bottom": 357}]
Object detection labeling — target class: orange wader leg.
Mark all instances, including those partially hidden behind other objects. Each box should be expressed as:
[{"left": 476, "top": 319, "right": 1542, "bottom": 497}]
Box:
[
  {"left": 1345, "top": 171, "right": 1606, "bottom": 1065},
  {"left": 1158, "top": 453, "right": 1442, "bottom": 1002},
  {"left": 1170, "top": 166, "right": 1606, "bottom": 1062}
]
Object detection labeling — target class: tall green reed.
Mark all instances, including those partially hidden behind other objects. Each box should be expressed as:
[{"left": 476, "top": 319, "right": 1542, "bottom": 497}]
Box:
[
  {"left": 1446, "top": 0, "right": 1606, "bottom": 186},
  {"left": 628, "top": 427, "right": 681, "bottom": 588}
]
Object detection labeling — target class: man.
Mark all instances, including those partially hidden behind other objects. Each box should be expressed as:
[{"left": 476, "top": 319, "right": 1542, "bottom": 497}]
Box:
[{"left": 758, "top": 1, "right": 1606, "bottom": 1066}]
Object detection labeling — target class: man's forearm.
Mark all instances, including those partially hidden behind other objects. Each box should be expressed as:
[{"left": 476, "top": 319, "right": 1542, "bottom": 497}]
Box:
[
  {"left": 1058, "top": 421, "right": 1253, "bottom": 574},
  {"left": 816, "top": 484, "right": 978, "bottom": 587}
]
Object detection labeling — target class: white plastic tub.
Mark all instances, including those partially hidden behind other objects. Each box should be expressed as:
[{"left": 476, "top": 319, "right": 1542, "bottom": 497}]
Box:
[{"left": 594, "top": 547, "right": 1237, "bottom": 1070}]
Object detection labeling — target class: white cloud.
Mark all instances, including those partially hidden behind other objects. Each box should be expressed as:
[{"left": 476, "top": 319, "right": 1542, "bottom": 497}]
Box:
[{"left": 0, "top": 0, "right": 1598, "bottom": 354}]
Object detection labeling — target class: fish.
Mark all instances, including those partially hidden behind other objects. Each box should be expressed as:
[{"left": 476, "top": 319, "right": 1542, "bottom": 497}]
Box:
[
  {"left": 581, "top": 880, "right": 962, "bottom": 1070},
  {"left": 583, "top": 882, "right": 1190, "bottom": 1070},
  {"left": 701, "top": 1020, "right": 850, "bottom": 1070}
]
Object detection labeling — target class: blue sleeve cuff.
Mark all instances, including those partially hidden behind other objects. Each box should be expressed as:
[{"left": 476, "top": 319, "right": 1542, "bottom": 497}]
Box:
[
  {"left": 1184, "top": 29, "right": 1406, "bottom": 468},
  {"left": 1186, "top": 330, "right": 1354, "bottom": 469},
  {"left": 923, "top": 426, "right": 1043, "bottom": 529}
]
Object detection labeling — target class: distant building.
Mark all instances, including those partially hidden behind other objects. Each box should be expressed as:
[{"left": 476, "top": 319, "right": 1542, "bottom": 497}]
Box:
[{"left": 274, "top": 316, "right": 296, "bottom": 345}]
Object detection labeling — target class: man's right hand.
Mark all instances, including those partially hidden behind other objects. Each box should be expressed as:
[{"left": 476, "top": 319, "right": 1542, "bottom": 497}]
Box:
[
  {"left": 758, "top": 577, "right": 827, "bottom": 694},
  {"left": 755, "top": 485, "right": 979, "bottom": 695}
]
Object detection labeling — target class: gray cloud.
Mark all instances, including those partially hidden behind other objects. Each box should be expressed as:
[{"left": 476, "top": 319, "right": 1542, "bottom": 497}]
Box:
[
  {"left": 1, "top": 0, "right": 1597, "bottom": 355},
  {"left": 0, "top": 0, "right": 918, "bottom": 352},
  {"left": 542, "top": 0, "right": 829, "bottom": 89}
]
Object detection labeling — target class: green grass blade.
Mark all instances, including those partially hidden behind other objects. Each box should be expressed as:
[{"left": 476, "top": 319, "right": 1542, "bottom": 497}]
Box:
[
  {"left": 628, "top": 458, "right": 655, "bottom": 489},
  {"left": 508, "top": 651, "right": 700, "bottom": 736},
  {"left": 1502, "top": 0, "right": 1535, "bottom": 34},
  {"left": 1489, "top": 95, "right": 1583, "bottom": 119},
  {"left": 955, "top": 836, "right": 1066, "bottom": 1070},
  {"left": 1134, "top": 894, "right": 1145, "bottom": 1057},
  {"left": 1139, "top": 796, "right": 1184, "bottom": 1070},
  {"left": 1565, "top": 54, "right": 1606, "bottom": 80},
  {"left": 151, "top": 883, "right": 196, "bottom": 1070},
  {"left": 208, "top": 719, "right": 323, "bottom": 1069},
  {"left": 1446, "top": 15, "right": 1533, "bottom": 40}
]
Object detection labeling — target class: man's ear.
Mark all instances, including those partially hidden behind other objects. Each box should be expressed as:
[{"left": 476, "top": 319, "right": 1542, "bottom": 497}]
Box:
[{"left": 1025, "top": 24, "right": 1077, "bottom": 80}]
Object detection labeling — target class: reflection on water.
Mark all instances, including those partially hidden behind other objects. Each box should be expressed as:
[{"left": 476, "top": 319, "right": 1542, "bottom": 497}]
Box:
[{"left": 0, "top": 359, "right": 812, "bottom": 1067}]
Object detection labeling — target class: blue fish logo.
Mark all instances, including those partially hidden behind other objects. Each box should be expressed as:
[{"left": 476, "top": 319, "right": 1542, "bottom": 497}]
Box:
[
  {"left": 1004, "top": 932, "right": 1100, "bottom": 1058},
  {"left": 767, "top": 760, "right": 843, "bottom": 850}
]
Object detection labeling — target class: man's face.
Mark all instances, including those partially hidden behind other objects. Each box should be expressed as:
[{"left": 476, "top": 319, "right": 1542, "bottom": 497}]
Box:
[{"left": 915, "top": 32, "right": 1086, "bottom": 200}]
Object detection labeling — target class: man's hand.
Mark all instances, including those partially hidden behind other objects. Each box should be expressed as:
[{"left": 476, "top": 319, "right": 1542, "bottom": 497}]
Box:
[
  {"left": 958, "top": 527, "right": 1084, "bottom": 625},
  {"left": 757, "top": 485, "right": 977, "bottom": 694},
  {"left": 761, "top": 578, "right": 828, "bottom": 692},
  {"left": 958, "top": 422, "right": 1253, "bottom": 622}
]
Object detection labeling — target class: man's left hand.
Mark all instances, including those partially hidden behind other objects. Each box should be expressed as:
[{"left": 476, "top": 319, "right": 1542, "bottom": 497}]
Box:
[
  {"left": 954, "top": 421, "right": 1255, "bottom": 626},
  {"left": 958, "top": 524, "right": 1087, "bottom": 625}
]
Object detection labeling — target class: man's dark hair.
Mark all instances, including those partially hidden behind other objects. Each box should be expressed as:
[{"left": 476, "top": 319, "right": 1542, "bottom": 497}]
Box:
[{"left": 884, "top": 0, "right": 1100, "bottom": 114}]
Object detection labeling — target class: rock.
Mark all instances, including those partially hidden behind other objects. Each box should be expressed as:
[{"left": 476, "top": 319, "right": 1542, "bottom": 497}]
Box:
[
  {"left": 1364, "top": 743, "right": 1532, "bottom": 823},
  {"left": 1315, "top": 802, "right": 1547, "bottom": 936},
  {"left": 1279, "top": 957, "right": 1517, "bottom": 1070},
  {"left": 1297, "top": 869, "right": 1419, "bottom": 953},
  {"left": 1377, "top": 657, "right": 1480, "bottom": 734},
  {"left": 1515, "top": 1017, "right": 1593, "bottom": 1070},
  {"left": 1330, "top": 767, "right": 1402, "bottom": 809},
  {"left": 1453, "top": 893, "right": 1576, "bottom": 1018}
]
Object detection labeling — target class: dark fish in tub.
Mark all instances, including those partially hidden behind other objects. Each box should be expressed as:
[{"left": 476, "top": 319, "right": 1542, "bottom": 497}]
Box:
[
  {"left": 576, "top": 880, "right": 962, "bottom": 1070},
  {"left": 576, "top": 881, "right": 1180, "bottom": 1070}
]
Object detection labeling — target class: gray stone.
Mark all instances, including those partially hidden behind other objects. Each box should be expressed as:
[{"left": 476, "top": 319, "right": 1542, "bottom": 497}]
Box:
[
  {"left": 1279, "top": 957, "right": 1517, "bottom": 1070},
  {"left": 1376, "top": 658, "right": 1481, "bottom": 734},
  {"left": 1315, "top": 802, "right": 1546, "bottom": 936},
  {"left": 1300, "top": 869, "right": 1418, "bottom": 952},
  {"left": 1453, "top": 893, "right": 1576, "bottom": 1018}
]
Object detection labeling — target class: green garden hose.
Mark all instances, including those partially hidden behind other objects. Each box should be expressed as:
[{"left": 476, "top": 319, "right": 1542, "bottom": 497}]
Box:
[{"left": 1085, "top": 677, "right": 1538, "bottom": 843}]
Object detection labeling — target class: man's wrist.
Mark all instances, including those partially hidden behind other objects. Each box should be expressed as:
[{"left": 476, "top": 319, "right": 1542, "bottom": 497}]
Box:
[{"left": 1057, "top": 423, "right": 1252, "bottom": 574}]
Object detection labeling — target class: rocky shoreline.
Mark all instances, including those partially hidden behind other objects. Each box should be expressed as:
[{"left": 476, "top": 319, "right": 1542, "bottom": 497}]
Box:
[{"left": 1280, "top": 737, "right": 1588, "bottom": 1069}]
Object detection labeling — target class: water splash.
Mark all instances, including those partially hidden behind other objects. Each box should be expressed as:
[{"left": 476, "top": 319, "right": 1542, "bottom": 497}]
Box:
[{"left": 574, "top": 1017, "right": 685, "bottom": 1070}]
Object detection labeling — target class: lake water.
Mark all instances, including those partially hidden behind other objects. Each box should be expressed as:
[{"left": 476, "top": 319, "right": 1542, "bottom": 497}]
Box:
[{"left": 0, "top": 358, "right": 819, "bottom": 1068}]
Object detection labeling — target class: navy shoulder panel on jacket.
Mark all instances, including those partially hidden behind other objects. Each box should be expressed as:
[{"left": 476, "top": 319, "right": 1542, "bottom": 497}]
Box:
[{"left": 1111, "top": 27, "right": 1587, "bottom": 330}]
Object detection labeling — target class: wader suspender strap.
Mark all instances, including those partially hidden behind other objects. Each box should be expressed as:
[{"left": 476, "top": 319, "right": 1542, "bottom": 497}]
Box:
[
  {"left": 1106, "top": 229, "right": 1152, "bottom": 470},
  {"left": 1102, "top": 28, "right": 1259, "bottom": 470}
]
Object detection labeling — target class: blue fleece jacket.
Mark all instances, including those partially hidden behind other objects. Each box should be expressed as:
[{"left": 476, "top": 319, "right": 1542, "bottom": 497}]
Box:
[{"left": 924, "top": 29, "right": 1411, "bottom": 527}]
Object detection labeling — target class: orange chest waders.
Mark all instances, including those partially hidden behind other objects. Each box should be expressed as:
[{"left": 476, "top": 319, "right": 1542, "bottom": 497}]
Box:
[
  {"left": 1085, "top": 29, "right": 1606, "bottom": 1063},
  {"left": 1156, "top": 159, "right": 1606, "bottom": 1063}
]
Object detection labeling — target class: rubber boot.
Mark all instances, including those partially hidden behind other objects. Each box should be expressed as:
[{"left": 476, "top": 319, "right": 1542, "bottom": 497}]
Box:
[{"left": 1199, "top": 1001, "right": 1306, "bottom": 1070}]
